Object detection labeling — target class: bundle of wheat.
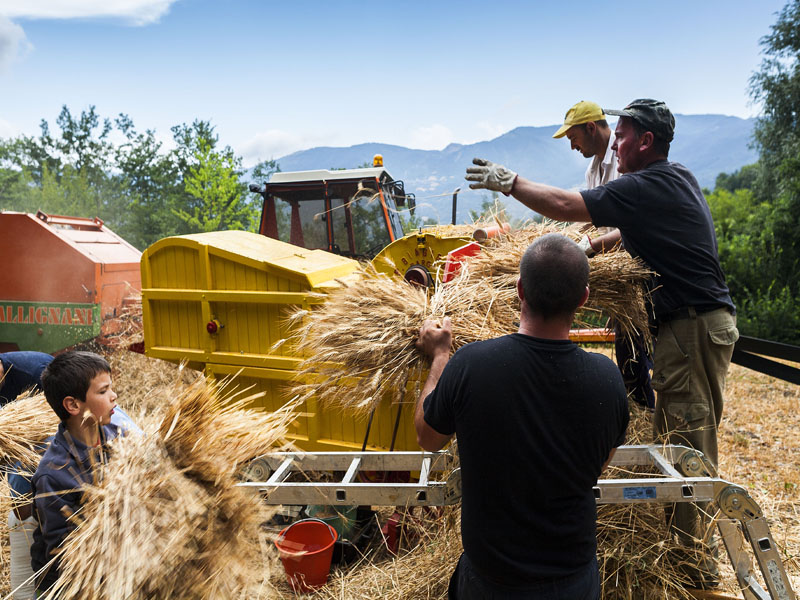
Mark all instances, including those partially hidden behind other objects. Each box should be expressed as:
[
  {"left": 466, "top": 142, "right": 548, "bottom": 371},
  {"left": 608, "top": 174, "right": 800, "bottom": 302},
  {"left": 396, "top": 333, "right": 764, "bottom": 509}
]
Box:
[
  {"left": 43, "top": 377, "right": 297, "bottom": 600},
  {"left": 286, "top": 265, "right": 430, "bottom": 416},
  {"left": 463, "top": 221, "right": 654, "bottom": 340},
  {"left": 288, "top": 224, "right": 653, "bottom": 416},
  {"left": 0, "top": 393, "right": 59, "bottom": 470}
]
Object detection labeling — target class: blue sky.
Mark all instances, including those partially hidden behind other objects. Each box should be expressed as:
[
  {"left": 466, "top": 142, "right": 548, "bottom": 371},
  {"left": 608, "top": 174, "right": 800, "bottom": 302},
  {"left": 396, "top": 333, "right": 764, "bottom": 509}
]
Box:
[{"left": 0, "top": 0, "right": 788, "bottom": 167}]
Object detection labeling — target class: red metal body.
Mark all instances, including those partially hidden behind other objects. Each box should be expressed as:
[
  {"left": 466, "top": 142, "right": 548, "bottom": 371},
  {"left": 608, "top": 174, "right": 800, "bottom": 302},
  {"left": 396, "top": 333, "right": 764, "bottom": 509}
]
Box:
[{"left": 0, "top": 211, "right": 142, "bottom": 351}]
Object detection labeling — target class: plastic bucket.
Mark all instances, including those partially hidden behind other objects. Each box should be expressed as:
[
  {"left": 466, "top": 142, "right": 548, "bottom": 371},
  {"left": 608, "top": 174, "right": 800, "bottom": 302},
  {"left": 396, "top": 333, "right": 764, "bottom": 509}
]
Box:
[
  {"left": 275, "top": 518, "right": 338, "bottom": 592},
  {"left": 305, "top": 505, "right": 358, "bottom": 539}
]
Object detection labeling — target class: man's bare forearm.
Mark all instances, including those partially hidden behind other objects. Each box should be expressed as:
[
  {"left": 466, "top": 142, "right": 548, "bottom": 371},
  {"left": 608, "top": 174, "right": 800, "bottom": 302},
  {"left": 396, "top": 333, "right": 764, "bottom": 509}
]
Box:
[
  {"left": 592, "top": 229, "right": 622, "bottom": 253},
  {"left": 511, "top": 177, "right": 591, "bottom": 223}
]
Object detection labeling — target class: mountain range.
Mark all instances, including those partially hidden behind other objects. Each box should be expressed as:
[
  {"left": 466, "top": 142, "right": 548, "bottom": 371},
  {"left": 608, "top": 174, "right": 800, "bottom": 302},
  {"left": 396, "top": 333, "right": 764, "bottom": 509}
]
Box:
[{"left": 271, "top": 114, "right": 757, "bottom": 223}]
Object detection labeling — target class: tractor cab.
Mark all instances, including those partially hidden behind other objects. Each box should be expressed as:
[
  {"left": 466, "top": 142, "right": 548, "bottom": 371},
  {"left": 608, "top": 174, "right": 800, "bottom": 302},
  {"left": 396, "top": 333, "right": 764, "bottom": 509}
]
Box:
[{"left": 251, "top": 156, "right": 415, "bottom": 259}]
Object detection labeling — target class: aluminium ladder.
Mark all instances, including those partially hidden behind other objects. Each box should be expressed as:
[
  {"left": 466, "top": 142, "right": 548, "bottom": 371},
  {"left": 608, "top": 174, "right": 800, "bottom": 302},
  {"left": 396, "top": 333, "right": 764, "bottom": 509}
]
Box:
[{"left": 238, "top": 444, "right": 795, "bottom": 600}]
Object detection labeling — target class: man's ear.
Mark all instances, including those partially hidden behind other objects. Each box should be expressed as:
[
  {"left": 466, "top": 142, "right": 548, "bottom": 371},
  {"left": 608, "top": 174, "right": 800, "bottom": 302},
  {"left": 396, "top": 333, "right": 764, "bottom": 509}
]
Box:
[
  {"left": 639, "top": 131, "right": 655, "bottom": 152},
  {"left": 516, "top": 277, "right": 525, "bottom": 302},
  {"left": 577, "top": 286, "right": 590, "bottom": 308},
  {"left": 63, "top": 395, "right": 82, "bottom": 417},
  {"left": 586, "top": 121, "right": 596, "bottom": 136}
]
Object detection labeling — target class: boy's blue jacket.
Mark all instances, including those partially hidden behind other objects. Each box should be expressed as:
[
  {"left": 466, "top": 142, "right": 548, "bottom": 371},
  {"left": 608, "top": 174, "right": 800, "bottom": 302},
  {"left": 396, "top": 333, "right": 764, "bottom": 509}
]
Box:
[{"left": 30, "top": 421, "right": 121, "bottom": 592}]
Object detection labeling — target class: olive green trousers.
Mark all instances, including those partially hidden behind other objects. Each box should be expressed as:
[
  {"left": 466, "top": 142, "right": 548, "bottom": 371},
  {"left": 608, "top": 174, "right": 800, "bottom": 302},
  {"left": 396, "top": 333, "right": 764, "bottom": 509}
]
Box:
[{"left": 652, "top": 307, "right": 738, "bottom": 580}]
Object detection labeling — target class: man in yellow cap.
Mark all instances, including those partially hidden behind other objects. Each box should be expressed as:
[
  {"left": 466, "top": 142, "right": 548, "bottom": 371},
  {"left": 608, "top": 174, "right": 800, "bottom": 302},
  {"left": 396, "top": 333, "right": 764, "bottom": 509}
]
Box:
[{"left": 553, "top": 101, "right": 618, "bottom": 188}]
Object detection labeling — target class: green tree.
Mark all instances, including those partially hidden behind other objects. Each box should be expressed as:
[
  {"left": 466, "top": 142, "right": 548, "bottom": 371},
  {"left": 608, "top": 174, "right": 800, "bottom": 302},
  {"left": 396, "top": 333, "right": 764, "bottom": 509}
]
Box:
[
  {"left": 173, "top": 138, "right": 254, "bottom": 232},
  {"left": 732, "top": 0, "right": 800, "bottom": 342},
  {"left": 112, "top": 114, "right": 184, "bottom": 248},
  {"left": 714, "top": 163, "right": 759, "bottom": 193},
  {"left": 251, "top": 159, "right": 280, "bottom": 184}
]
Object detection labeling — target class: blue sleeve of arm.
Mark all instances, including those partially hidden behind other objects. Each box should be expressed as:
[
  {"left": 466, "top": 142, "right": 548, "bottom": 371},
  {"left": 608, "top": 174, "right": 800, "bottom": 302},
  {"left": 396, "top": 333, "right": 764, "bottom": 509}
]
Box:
[
  {"left": 8, "top": 461, "right": 33, "bottom": 499},
  {"left": 34, "top": 474, "right": 79, "bottom": 560}
]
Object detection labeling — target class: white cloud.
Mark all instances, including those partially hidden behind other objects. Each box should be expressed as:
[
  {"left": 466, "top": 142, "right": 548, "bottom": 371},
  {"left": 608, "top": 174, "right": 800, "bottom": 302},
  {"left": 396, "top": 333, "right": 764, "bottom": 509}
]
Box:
[
  {"left": 0, "top": 15, "right": 29, "bottom": 72},
  {"left": 407, "top": 124, "right": 453, "bottom": 151},
  {"left": 0, "top": 0, "right": 178, "bottom": 25},
  {"left": 0, "top": 117, "right": 21, "bottom": 139}
]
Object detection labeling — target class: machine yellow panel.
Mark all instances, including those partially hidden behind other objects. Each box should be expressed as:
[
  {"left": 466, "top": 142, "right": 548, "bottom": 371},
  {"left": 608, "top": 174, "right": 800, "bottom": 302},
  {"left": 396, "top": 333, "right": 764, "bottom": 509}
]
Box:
[
  {"left": 371, "top": 231, "right": 470, "bottom": 282},
  {"left": 141, "top": 230, "right": 424, "bottom": 451},
  {"left": 204, "top": 362, "right": 423, "bottom": 452}
]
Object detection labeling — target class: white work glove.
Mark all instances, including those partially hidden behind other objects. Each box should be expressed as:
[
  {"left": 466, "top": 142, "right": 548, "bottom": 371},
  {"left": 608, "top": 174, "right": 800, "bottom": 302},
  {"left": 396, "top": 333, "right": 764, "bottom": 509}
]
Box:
[
  {"left": 465, "top": 158, "right": 518, "bottom": 194},
  {"left": 577, "top": 234, "right": 596, "bottom": 257}
]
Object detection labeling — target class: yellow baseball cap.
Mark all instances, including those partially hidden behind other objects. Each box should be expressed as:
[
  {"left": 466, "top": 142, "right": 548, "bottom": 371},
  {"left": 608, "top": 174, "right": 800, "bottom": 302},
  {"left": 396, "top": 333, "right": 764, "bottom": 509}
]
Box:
[{"left": 552, "top": 101, "right": 605, "bottom": 138}]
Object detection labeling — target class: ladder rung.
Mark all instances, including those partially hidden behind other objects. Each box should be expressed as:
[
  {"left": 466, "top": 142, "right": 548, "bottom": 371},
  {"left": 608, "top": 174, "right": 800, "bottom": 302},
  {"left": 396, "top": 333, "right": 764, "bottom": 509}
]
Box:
[
  {"left": 419, "top": 457, "right": 432, "bottom": 486},
  {"left": 342, "top": 457, "right": 361, "bottom": 484},
  {"left": 267, "top": 458, "right": 294, "bottom": 484},
  {"left": 648, "top": 447, "right": 682, "bottom": 478}
]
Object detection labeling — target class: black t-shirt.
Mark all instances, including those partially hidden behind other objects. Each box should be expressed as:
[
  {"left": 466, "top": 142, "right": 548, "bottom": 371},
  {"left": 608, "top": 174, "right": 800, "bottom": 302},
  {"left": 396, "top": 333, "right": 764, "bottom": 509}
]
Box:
[
  {"left": 0, "top": 351, "right": 53, "bottom": 406},
  {"left": 424, "top": 334, "right": 628, "bottom": 586},
  {"left": 581, "top": 160, "right": 734, "bottom": 319}
]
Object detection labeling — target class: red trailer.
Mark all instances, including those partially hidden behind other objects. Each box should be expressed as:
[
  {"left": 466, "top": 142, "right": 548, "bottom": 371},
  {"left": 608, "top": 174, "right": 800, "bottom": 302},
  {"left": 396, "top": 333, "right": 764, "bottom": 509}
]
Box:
[{"left": 0, "top": 211, "right": 142, "bottom": 353}]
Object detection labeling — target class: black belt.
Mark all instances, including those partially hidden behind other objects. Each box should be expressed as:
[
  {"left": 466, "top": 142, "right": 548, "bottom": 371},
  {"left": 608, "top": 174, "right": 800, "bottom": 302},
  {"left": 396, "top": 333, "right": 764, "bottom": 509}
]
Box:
[{"left": 657, "top": 305, "right": 730, "bottom": 324}]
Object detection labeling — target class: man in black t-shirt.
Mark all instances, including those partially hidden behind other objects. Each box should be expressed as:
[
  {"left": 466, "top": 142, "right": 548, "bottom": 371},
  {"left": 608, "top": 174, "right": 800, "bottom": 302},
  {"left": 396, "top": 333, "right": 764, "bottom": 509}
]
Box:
[
  {"left": 415, "top": 234, "right": 628, "bottom": 599},
  {"left": 464, "top": 99, "right": 738, "bottom": 589}
]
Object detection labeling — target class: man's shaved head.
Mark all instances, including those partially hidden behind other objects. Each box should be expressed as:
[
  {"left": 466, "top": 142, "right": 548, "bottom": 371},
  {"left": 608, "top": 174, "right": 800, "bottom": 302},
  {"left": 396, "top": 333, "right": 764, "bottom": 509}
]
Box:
[{"left": 519, "top": 234, "right": 589, "bottom": 319}]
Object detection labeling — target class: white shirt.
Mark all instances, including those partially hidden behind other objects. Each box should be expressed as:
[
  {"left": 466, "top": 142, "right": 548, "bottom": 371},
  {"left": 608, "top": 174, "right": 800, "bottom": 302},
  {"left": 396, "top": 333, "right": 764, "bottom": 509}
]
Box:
[{"left": 585, "top": 131, "right": 619, "bottom": 189}]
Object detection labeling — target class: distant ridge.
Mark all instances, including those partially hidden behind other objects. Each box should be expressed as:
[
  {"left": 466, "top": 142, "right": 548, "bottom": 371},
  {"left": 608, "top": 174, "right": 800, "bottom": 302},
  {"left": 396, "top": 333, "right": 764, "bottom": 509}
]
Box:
[{"left": 271, "top": 114, "right": 756, "bottom": 223}]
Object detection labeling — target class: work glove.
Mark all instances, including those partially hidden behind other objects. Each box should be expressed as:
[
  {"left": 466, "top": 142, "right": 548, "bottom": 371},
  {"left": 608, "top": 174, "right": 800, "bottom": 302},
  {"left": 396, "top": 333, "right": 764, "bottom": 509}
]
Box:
[
  {"left": 465, "top": 158, "right": 517, "bottom": 194},
  {"left": 577, "top": 234, "right": 596, "bottom": 257}
]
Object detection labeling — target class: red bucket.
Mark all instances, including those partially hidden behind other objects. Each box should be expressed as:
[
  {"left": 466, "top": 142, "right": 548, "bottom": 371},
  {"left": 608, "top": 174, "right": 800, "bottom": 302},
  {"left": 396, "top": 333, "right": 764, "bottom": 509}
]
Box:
[{"left": 275, "top": 518, "right": 338, "bottom": 592}]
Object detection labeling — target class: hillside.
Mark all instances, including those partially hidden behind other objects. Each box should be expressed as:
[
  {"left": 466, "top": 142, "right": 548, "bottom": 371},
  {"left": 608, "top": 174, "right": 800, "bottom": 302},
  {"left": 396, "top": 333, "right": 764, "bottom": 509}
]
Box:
[{"left": 270, "top": 114, "right": 757, "bottom": 223}]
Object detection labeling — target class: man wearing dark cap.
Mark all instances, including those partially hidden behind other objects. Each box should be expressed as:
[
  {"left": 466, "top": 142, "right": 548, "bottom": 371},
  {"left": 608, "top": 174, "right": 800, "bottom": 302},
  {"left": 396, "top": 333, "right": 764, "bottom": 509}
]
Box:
[
  {"left": 465, "top": 99, "right": 738, "bottom": 589},
  {"left": 554, "top": 100, "right": 655, "bottom": 412}
]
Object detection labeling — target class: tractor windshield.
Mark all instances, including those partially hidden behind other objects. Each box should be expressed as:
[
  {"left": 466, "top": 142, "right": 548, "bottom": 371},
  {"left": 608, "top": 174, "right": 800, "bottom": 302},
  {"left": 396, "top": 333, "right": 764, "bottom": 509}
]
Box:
[{"left": 260, "top": 174, "right": 407, "bottom": 259}]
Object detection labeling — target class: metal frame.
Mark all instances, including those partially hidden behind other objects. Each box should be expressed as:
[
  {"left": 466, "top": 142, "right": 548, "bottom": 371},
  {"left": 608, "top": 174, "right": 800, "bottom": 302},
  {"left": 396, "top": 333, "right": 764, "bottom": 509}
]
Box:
[
  {"left": 239, "top": 445, "right": 795, "bottom": 600},
  {"left": 731, "top": 335, "right": 800, "bottom": 385}
]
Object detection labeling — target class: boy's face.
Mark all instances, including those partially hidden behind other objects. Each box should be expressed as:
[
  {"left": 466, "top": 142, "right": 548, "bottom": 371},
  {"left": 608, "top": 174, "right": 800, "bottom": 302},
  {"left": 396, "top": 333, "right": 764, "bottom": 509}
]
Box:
[{"left": 80, "top": 372, "right": 117, "bottom": 426}]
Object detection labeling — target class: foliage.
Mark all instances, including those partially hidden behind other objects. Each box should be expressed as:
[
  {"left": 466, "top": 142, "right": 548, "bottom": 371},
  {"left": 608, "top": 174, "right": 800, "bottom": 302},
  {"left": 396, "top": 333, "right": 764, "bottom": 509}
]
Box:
[
  {"left": 707, "top": 171, "right": 800, "bottom": 343},
  {"left": 0, "top": 106, "right": 274, "bottom": 250},
  {"left": 720, "top": 0, "right": 800, "bottom": 343},
  {"left": 714, "top": 163, "right": 759, "bottom": 193},
  {"left": 251, "top": 159, "right": 280, "bottom": 183},
  {"left": 175, "top": 138, "right": 255, "bottom": 232}
]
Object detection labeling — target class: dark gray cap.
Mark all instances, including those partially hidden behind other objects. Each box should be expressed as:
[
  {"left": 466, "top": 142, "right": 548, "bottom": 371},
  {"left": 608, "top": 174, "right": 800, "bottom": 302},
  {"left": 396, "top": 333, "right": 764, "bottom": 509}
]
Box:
[{"left": 605, "top": 99, "right": 675, "bottom": 142}]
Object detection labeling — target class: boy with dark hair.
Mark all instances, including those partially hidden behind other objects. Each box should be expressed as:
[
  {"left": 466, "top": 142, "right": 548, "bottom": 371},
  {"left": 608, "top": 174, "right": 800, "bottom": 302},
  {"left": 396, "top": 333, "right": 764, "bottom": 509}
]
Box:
[{"left": 30, "top": 351, "right": 123, "bottom": 594}]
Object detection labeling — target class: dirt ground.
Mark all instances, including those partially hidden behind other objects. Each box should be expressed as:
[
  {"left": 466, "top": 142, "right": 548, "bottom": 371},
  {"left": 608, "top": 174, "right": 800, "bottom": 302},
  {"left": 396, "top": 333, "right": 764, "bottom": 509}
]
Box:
[{"left": 1, "top": 350, "right": 798, "bottom": 599}]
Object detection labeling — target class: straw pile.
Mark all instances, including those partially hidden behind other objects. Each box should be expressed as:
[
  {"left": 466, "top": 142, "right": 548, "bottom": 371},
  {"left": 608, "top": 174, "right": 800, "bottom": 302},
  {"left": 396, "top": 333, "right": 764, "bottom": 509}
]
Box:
[
  {"left": 0, "top": 392, "right": 59, "bottom": 470},
  {"left": 287, "top": 222, "right": 653, "bottom": 415},
  {"left": 41, "top": 377, "right": 298, "bottom": 600},
  {"left": 309, "top": 507, "right": 462, "bottom": 600}
]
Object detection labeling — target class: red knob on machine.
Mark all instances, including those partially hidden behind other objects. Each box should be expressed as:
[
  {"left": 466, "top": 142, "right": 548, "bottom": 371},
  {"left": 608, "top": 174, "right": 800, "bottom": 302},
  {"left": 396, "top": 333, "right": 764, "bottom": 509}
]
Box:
[{"left": 206, "top": 319, "right": 221, "bottom": 334}]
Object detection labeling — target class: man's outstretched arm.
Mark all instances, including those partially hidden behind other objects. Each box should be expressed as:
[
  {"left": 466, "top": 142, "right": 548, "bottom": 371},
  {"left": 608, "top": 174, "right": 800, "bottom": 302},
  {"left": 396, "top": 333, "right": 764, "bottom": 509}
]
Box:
[{"left": 465, "top": 158, "right": 591, "bottom": 223}]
